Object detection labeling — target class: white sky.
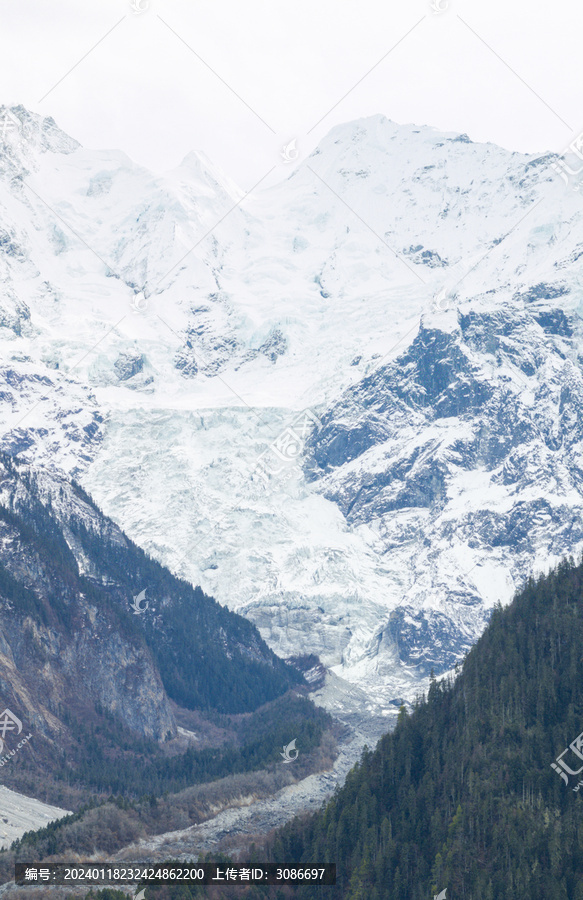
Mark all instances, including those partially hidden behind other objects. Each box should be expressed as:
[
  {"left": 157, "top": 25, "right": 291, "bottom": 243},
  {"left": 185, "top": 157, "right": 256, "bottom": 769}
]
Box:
[{"left": 1, "top": 0, "right": 582, "bottom": 189}]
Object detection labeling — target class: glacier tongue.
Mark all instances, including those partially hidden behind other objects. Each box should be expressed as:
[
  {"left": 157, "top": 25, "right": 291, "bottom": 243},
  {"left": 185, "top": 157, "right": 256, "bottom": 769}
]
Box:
[{"left": 2, "top": 107, "right": 583, "bottom": 714}]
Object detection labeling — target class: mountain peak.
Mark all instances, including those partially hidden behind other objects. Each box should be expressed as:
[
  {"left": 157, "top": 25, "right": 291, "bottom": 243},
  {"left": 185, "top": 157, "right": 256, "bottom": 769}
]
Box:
[
  {"left": 0, "top": 105, "right": 80, "bottom": 180},
  {"left": 0, "top": 105, "right": 79, "bottom": 155},
  {"left": 171, "top": 148, "right": 242, "bottom": 200}
]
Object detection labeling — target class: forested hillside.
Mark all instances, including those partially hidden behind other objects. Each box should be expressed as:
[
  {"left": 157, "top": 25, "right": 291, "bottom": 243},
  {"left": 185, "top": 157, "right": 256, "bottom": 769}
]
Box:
[
  {"left": 264, "top": 556, "right": 583, "bottom": 899},
  {"left": 0, "top": 453, "right": 303, "bottom": 798}
]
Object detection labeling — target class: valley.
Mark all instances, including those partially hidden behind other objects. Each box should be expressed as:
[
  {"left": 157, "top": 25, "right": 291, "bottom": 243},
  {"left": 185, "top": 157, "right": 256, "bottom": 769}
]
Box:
[{"left": 1, "top": 103, "right": 583, "bottom": 893}]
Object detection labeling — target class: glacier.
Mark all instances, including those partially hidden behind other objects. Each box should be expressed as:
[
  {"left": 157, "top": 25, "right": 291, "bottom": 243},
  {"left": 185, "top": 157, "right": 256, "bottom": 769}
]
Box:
[{"left": 1, "top": 105, "right": 583, "bottom": 719}]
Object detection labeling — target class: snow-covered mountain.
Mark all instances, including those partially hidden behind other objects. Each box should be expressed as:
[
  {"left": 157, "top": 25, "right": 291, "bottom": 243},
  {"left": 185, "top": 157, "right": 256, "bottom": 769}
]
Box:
[{"left": 1, "top": 104, "right": 582, "bottom": 716}]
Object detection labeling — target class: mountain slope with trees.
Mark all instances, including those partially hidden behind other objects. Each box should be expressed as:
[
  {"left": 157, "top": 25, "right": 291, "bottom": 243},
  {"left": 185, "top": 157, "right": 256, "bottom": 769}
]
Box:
[
  {"left": 0, "top": 452, "right": 303, "bottom": 798},
  {"left": 266, "top": 556, "right": 583, "bottom": 899}
]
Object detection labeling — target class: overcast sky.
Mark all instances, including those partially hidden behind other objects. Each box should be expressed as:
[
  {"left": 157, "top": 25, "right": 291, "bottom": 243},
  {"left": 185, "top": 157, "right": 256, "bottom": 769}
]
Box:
[{"left": 1, "top": 0, "right": 582, "bottom": 189}]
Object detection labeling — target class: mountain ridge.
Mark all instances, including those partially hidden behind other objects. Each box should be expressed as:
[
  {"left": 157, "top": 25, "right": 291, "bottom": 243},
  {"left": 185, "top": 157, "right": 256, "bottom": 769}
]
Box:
[
  {"left": 1, "top": 104, "right": 582, "bottom": 719},
  {"left": 0, "top": 450, "right": 303, "bottom": 797}
]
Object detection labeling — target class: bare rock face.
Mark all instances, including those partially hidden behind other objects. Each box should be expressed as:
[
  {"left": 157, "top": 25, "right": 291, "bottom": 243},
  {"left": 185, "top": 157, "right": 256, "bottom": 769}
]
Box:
[
  {"left": 0, "top": 455, "right": 176, "bottom": 748},
  {"left": 0, "top": 615, "right": 175, "bottom": 744}
]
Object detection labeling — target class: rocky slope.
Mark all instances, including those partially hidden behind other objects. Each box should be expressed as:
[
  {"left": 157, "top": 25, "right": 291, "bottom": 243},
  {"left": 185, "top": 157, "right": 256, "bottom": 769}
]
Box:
[
  {"left": 0, "top": 451, "right": 301, "bottom": 787},
  {"left": 0, "top": 787, "right": 69, "bottom": 852},
  {"left": 305, "top": 303, "right": 583, "bottom": 685}
]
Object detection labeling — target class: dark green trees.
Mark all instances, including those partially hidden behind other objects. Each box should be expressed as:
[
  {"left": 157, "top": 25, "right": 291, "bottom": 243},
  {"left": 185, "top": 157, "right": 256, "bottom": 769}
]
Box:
[{"left": 269, "top": 556, "right": 583, "bottom": 899}]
